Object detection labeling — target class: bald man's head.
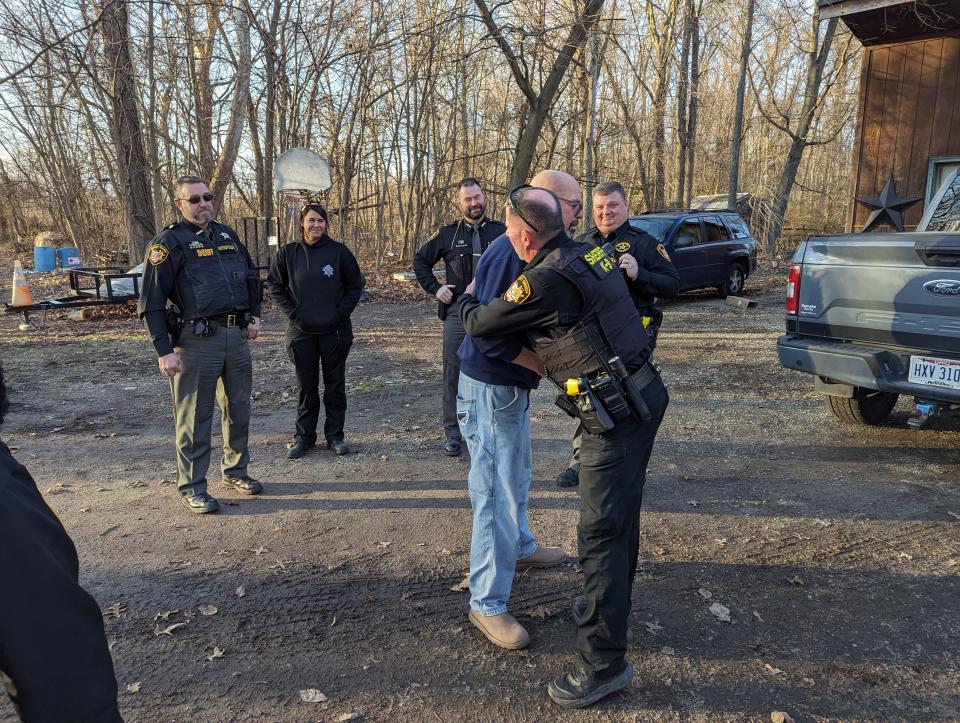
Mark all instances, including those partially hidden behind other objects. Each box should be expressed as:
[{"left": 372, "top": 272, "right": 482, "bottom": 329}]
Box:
[{"left": 531, "top": 170, "right": 583, "bottom": 235}]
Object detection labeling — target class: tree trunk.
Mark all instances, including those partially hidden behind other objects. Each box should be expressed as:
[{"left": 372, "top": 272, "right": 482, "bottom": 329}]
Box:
[
  {"left": 685, "top": 0, "right": 701, "bottom": 207},
  {"left": 676, "top": 0, "right": 692, "bottom": 207},
  {"left": 766, "top": 15, "right": 838, "bottom": 253},
  {"left": 101, "top": 0, "right": 155, "bottom": 257},
  {"left": 728, "top": 0, "right": 755, "bottom": 210},
  {"left": 209, "top": 5, "right": 250, "bottom": 211}
]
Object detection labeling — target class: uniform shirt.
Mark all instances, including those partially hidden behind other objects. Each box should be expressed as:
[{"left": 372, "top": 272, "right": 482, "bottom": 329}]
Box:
[
  {"left": 0, "top": 440, "right": 121, "bottom": 722},
  {"left": 413, "top": 217, "right": 506, "bottom": 318},
  {"left": 266, "top": 235, "right": 363, "bottom": 335},
  {"left": 457, "top": 235, "right": 540, "bottom": 390},
  {"left": 457, "top": 232, "right": 585, "bottom": 347},
  {"left": 138, "top": 219, "right": 261, "bottom": 357},
  {"left": 576, "top": 221, "right": 679, "bottom": 313}
]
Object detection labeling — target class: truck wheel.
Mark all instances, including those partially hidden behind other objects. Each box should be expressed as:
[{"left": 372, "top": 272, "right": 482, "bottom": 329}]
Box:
[
  {"left": 826, "top": 388, "right": 899, "bottom": 425},
  {"left": 717, "top": 262, "right": 746, "bottom": 297}
]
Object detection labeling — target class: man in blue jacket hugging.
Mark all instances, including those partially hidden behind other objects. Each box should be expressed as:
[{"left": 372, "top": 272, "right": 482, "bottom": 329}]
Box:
[{"left": 457, "top": 170, "right": 583, "bottom": 649}]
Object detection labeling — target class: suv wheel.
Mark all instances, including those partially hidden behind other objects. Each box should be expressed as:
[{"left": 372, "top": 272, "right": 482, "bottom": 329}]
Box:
[
  {"left": 717, "top": 262, "right": 746, "bottom": 297},
  {"left": 826, "top": 388, "right": 899, "bottom": 426}
]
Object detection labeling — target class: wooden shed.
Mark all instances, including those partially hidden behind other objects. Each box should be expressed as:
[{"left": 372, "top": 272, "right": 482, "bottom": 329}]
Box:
[{"left": 820, "top": 0, "right": 960, "bottom": 231}]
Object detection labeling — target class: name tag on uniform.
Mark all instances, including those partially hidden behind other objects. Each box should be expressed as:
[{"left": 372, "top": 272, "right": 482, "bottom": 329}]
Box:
[
  {"left": 218, "top": 244, "right": 236, "bottom": 252},
  {"left": 583, "top": 246, "right": 614, "bottom": 277},
  {"left": 196, "top": 248, "right": 214, "bottom": 257}
]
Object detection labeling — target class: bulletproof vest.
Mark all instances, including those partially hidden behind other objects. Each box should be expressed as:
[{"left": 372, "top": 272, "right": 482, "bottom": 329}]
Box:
[
  {"left": 171, "top": 222, "right": 251, "bottom": 319},
  {"left": 533, "top": 242, "right": 649, "bottom": 383}
]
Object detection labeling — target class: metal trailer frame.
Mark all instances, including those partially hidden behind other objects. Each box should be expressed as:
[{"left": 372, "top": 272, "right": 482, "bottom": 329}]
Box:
[{"left": 4, "top": 266, "right": 141, "bottom": 327}]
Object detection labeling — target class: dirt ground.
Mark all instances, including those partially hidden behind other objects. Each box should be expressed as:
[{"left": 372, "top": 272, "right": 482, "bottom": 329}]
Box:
[{"left": 1, "top": 268, "right": 958, "bottom": 722}]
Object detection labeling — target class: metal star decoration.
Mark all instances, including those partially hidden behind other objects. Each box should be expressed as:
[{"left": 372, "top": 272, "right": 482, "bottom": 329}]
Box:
[{"left": 856, "top": 175, "right": 921, "bottom": 232}]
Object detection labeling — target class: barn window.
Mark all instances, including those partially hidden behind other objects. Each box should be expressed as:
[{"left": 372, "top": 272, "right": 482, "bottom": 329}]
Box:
[{"left": 927, "top": 157, "right": 960, "bottom": 203}]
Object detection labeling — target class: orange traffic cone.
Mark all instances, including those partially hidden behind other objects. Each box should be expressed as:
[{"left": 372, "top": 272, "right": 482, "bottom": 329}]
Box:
[{"left": 10, "top": 260, "right": 34, "bottom": 307}]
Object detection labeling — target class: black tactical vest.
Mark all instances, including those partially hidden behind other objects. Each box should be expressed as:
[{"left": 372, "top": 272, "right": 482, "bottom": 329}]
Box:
[
  {"left": 170, "top": 223, "right": 251, "bottom": 319},
  {"left": 533, "top": 242, "right": 649, "bottom": 383}
]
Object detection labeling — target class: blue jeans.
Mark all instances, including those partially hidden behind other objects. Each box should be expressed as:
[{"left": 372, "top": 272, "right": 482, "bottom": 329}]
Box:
[{"left": 457, "top": 373, "right": 538, "bottom": 616}]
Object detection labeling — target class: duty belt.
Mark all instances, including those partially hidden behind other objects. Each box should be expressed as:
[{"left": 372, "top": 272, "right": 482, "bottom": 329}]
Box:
[{"left": 199, "top": 311, "right": 247, "bottom": 327}]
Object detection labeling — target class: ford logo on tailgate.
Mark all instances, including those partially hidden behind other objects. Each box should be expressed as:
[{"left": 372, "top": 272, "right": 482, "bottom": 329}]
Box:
[{"left": 923, "top": 280, "right": 960, "bottom": 296}]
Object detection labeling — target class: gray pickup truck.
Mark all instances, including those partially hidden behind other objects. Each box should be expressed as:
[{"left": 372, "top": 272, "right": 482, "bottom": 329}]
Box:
[{"left": 776, "top": 232, "right": 960, "bottom": 428}]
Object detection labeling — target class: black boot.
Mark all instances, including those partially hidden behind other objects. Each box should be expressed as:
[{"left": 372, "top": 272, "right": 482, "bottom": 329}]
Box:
[
  {"left": 547, "top": 664, "right": 634, "bottom": 709},
  {"left": 287, "top": 438, "right": 315, "bottom": 459}
]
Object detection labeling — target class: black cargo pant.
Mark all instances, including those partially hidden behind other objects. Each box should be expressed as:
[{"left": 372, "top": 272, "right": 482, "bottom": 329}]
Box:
[
  {"left": 287, "top": 323, "right": 352, "bottom": 444},
  {"left": 575, "top": 373, "right": 669, "bottom": 680}
]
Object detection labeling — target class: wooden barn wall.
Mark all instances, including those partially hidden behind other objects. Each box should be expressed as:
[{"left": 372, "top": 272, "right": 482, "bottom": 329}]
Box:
[{"left": 847, "top": 32, "right": 960, "bottom": 232}]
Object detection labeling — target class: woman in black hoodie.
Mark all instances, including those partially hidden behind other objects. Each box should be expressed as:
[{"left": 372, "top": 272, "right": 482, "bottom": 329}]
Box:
[{"left": 266, "top": 203, "right": 363, "bottom": 459}]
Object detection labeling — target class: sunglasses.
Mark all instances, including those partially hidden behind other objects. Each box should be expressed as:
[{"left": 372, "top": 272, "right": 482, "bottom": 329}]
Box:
[
  {"left": 178, "top": 193, "right": 214, "bottom": 205},
  {"left": 507, "top": 184, "right": 540, "bottom": 232}
]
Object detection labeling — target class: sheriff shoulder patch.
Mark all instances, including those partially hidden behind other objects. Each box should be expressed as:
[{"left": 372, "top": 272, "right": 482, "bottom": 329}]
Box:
[
  {"left": 614, "top": 241, "right": 631, "bottom": 253},
  {"left": 502, "top": 274, "right": 532, "bottom": 304},
  {"left": 657, "top": 243, "right": 671, "bottom": 261},
  {"left": 148, "top": 243, "right": 169, "bottom": 266}
]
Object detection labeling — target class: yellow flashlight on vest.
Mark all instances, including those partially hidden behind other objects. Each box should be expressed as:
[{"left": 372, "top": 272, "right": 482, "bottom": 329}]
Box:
[
  {"left": 642, "top": 316, "right": 652, "bottom": 327},
  {"left": 565, "top": 378, "right": 581, "bottom": 396}
]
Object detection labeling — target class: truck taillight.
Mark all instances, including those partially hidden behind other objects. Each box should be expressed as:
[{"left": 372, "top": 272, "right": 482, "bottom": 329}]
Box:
[{"left": 785, "top": 264, "right": 801, "bottom": 315}]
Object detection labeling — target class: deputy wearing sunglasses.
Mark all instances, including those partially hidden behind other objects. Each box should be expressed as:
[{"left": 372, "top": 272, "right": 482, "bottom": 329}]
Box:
[
  {"left": 458, "top": 185, "right": 669, "bottom": 709},
  {"left": 138, "top": 175, "right": 264, "bottom": 514}
]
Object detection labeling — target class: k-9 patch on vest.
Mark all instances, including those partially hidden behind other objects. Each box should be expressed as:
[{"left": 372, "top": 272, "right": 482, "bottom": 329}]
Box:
[
  {"left": 582, "top": 246, "right": 614, "bottom": 277},
  {"left": 502, "top": 274, "right": 532, "bottom": 304}
]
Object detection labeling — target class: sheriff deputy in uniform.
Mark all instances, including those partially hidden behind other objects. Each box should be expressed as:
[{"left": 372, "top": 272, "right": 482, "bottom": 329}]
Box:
[
  {"left": 0, "top": 365, "right": 123, "bottom": 722},
  {"left": 458, "top": 186, "right": 669, "bottom": 709},
  {"left": 138, "top": 175, "right": 264, "bottom": 514},
  {"left": 554, "top": 180, "right": 679, "bottom": 488},
  {"left": 413, "top": 177, "right": 505, "bottom": 456}
]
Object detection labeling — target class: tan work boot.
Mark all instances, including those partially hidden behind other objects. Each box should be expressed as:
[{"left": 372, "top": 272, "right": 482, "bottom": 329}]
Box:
[
  {"left": 469, "top": 610, "right": 530, "bottom": 649},
  {"left": 516, "top": 545, "right": 567, "bottom": 570}
]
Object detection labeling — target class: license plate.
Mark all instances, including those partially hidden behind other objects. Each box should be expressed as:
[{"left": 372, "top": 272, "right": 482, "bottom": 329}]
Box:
[{"left": 908, "top": 355, "right": 960, "bottom": 391}]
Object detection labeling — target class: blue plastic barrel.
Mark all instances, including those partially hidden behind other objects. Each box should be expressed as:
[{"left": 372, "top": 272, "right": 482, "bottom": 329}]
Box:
[
  {"left": 34, "top": 246, "right": 57, "bottom": 272},
  {"left": 58, "top": 246, "right": 81, "bottom": 268}
]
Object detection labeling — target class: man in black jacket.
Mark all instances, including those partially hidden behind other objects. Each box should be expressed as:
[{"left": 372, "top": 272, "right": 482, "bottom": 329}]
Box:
[
  {"left": 413, "top": 178, "right": 505, "bottom": 456},
  {"left": 0, "top": 365, "right": 123, "bottom": 722},
  {"left": 555, "top": 180, "right": 680, "bottom": 488},
  {"left": 266, "top": 203, "right": 364, "bottom": 459}
]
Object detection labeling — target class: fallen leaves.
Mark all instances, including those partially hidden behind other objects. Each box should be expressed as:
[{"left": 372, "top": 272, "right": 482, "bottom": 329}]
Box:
[
  {"left": 126, "top": 682, "right": 141, "bottom": 694},
  {"left": 449, "top": 577, "right": 470, "bottom": 593},
  {"left": 104, "top": 602, "right": 126, "bottom": 619},
  {"left": 786, "top": 575, "right": 805, "bottom": 587},
  {"left": 709, "top": 602, "right": 731, "bottom": 623},
  {"left": 250, "top": 546, "right": 270, "bottom": 556},
  {"left": 154, "top": 622, "right": 187, "bottom": 637},
  {"left": 198, "top": 605, "right": 218, "bottom": 616},
  {"left": 206, "top": 646, "right": 225, "bottom": 662},
  {"left": 153, "top": 610, "right": 178, "bottom": 621},
  {"left": 770, "top": 712, "right": 795, "bottom": 723},
  {"left": 336, "top": 714, "right": 360, "bottom": 722},
  {"left": 299, "top": 689, "right": 328, "bottom": 703},
  {"left": 527, "top": 607, "right": 552, "bottom": 620},
  {"left": 697, "top": 587, "right": 713, "bottom": 600},
  {"left": 235, "top": 585, "right": 246, "bottom": 598},
  {"left": 644, "top": 620, "right": 664, "bottom": 635},
  {"left": 753, "top": 610, "right": 765, "bottom": 623},
  {"left": 764, "top": 663, "right": 784, "bottom": 676}
]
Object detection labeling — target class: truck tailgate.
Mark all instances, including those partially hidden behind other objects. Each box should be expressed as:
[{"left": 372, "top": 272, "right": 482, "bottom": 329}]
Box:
[{"left": 793, "top": 233, "right": 960, "bottom": 355}]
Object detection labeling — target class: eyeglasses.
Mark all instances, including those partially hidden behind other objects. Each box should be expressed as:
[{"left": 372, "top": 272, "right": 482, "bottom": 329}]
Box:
[
  {"left": 177, "top": 193, "right": 214, "bottom": 205},
  {"left": 557, "top": 196, "right": 583, "bottom": 214},
  {"left": 507, "top": 184, "right": 540, "bottom": 232}
]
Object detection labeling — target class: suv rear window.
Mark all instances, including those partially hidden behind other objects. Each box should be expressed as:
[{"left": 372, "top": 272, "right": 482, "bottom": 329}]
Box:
[
  {"left": 723, "top": 215, "right": 751, "bottom": 239},
  {"left": 703, "top": 216, "right": 731, "bottom": 242}
]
